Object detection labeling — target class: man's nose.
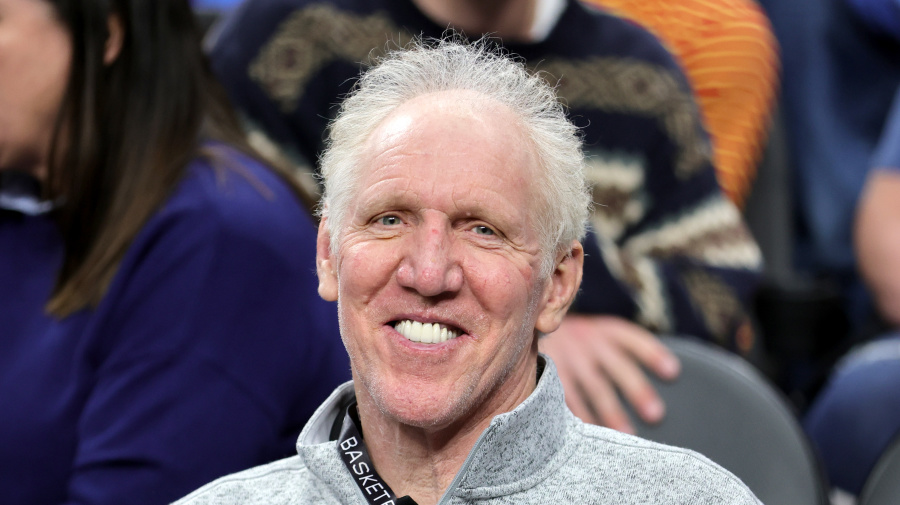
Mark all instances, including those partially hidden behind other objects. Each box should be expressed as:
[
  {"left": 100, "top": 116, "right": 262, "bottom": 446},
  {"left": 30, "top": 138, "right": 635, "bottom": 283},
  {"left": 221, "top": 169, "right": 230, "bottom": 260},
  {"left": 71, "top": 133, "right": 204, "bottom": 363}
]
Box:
[{"left": 396, "top": 218, "right": 464, "bottom": 297}]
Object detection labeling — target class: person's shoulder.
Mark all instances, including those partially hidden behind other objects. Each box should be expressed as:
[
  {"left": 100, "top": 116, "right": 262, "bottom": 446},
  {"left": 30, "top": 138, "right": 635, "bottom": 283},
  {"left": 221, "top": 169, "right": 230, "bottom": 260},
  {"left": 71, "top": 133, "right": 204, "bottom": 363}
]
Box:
[
  {"left": 565, "top": 423, "right": 760, "bottom": 504},
  {"left": 163, "top": 145, "right": 313, "bottom": 243},
  {"left": 212, "top": 0, "right": 383, "bottom": 37},
  {"left": 173, "top": 456, "right": 322, "bottom": 505},
  {"left": 213, "top": 0, "right": 328, "bottom": 29},
  {"left": 215, "top": 0, "right": 398, "bottom": 45}
]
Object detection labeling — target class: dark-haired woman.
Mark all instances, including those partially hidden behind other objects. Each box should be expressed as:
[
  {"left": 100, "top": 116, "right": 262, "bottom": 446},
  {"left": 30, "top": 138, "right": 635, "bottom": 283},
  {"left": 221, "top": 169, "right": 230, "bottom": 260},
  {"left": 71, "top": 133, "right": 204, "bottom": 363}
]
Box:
[{"left": 0, "top": 1, "right": 349, "bottom": 504}]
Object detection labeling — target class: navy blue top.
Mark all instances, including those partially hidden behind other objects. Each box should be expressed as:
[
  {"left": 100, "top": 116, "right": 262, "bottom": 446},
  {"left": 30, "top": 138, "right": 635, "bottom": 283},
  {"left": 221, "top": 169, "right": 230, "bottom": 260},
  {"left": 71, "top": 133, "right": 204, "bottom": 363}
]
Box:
[{"left": 0, "top": 149, "right": 350, "bottom": 505}]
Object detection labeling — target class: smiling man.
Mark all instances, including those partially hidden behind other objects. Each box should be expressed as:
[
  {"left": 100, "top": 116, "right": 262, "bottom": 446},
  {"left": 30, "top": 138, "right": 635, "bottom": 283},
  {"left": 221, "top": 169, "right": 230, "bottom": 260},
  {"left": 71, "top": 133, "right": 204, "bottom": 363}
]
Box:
[{"left": 174, "top": 38, "right": 760, "bottom": 505}]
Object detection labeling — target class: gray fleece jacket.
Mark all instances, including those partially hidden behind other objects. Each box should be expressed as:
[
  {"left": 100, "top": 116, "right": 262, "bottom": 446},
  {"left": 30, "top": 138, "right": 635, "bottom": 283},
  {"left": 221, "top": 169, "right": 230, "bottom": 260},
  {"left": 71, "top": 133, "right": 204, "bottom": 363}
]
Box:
[{"left": 173, "top": 357, "right": 762, "bottom": 504}]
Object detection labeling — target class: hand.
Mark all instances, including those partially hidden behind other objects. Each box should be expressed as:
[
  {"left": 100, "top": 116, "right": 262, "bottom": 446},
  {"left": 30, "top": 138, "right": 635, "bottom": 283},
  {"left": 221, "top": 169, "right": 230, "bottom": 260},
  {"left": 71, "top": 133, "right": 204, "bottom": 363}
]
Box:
[{"left": 539, "top": 314, "right": 680, "bottom": 434}]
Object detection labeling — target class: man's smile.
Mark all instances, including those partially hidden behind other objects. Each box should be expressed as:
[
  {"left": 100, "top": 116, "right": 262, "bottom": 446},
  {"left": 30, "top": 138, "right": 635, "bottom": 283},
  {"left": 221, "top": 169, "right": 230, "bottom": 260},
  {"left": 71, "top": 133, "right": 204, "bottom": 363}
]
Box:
[{"left": 393, "top": 320, "right": 462, "bottom": 344}]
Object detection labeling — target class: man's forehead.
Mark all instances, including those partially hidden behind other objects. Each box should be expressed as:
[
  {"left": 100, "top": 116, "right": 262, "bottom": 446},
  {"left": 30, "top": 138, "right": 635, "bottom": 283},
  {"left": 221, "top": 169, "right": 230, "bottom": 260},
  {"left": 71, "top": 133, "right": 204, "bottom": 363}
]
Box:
[
  {"left": 359, "top": 94, "right": 536, "bottom": 185},
  {"left": 369, "top": 89, "right": 519, "bottom": 143},
  {"left": 348, "top": 89, "right": 542, "bottom": 223}
]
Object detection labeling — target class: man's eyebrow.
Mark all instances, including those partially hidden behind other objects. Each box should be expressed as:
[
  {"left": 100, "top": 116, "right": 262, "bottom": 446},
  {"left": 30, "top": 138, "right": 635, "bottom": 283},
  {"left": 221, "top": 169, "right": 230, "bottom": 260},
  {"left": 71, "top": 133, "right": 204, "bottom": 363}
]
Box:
[{"left": 351, "top": 190, "right": 413, "bottom": 217}]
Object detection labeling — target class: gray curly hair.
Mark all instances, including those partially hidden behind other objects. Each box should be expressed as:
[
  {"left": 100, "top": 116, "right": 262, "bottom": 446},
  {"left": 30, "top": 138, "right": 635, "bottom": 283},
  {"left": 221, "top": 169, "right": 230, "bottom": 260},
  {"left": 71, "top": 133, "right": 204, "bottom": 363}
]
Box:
[{"left": 318, "top": 37, "right": 591, "bottom": 278}]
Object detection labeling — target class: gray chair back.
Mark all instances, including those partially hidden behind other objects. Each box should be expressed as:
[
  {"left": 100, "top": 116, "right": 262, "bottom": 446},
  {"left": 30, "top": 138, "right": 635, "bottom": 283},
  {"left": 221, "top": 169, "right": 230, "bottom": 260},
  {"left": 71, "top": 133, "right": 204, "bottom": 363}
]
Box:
[
  {"left": 859, "top": 434, "right": 900, "bottom": 505},
  {"left": 628, "top": 336, "right": 828, "bottom": 505}
]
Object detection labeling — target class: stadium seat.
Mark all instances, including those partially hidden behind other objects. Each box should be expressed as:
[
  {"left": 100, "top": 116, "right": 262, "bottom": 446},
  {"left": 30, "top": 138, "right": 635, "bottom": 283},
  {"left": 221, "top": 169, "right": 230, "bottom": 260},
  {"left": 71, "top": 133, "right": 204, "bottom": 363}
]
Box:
[
  {"left": 626, "top": 336, "right": 829, "bottom": 505},
  {"left": 859, "top": 433, "right": 900, "bottom": 505}
]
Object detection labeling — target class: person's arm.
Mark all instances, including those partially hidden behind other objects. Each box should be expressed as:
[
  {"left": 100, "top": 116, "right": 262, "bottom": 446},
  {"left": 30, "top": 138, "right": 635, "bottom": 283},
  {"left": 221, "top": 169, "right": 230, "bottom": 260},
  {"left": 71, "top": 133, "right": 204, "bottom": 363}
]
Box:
[
  {"left": 63, "top": 165, "right": 349, "bottom": 505},
  {"left": 855, "top": 87, "right": 900, "bottom": 326},
  {"left": 576, "top": 187, "right": 761, "bottom": 345},
  {"left": 545, "top": 189, "right": 759, "bottom": 432},
  {"left": 856, "top": 169, "right": 900, "bottom": 325},
  {"left": 544, "top": 27, "right": 762, "bottom": 432}
]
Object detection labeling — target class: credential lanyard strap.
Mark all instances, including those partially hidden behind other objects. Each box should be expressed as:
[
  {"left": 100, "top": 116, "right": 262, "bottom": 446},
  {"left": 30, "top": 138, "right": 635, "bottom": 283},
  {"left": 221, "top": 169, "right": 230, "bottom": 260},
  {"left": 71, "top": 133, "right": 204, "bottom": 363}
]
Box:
[{"left": 337, "top": 402, "right": 418, "bottom": 505}]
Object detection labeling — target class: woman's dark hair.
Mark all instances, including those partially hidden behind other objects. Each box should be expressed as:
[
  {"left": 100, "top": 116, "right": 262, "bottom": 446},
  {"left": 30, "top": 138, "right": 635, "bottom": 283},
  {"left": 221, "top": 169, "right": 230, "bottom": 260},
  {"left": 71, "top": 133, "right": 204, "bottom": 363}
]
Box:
[{"left": 44, "top": 0, "right": 303, "bottom": 316}]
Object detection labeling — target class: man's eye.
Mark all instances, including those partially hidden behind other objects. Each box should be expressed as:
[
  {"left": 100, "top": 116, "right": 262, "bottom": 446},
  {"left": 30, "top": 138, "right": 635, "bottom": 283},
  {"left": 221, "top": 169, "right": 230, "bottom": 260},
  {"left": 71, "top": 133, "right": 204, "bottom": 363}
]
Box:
[
  {"left": 379, "top": 215, "right": 401, "bottom": 226},
  {"left": 474, "top": 225, "right": 494, "bottom": 236}
]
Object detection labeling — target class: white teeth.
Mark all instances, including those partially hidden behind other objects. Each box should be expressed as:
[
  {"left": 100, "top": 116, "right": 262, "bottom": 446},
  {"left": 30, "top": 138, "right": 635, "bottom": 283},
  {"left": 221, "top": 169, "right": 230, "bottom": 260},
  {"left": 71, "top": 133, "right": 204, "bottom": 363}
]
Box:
[{"left": 394, "top": 320, "right": 460, "bottom": 344}]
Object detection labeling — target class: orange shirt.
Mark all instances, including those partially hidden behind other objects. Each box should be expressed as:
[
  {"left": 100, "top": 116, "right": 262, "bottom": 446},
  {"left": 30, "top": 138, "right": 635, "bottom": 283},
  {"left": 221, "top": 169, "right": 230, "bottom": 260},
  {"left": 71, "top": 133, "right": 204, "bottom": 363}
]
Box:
[{"left": 584, "top": 0, "right": 779, "bottom": 208}]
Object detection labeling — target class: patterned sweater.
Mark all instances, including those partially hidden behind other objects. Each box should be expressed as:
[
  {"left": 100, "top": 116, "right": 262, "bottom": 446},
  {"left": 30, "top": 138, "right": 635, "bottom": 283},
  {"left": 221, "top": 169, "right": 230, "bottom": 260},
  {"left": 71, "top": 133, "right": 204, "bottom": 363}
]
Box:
[
  {"left": 173, "top": 356, "right": 762, "bottom": 505},
  {"left": 585, "top": 0, "right": 780, "bottom": 208},
  {"left": 209, "top": 0, "right": 762, "bottom": 351}
]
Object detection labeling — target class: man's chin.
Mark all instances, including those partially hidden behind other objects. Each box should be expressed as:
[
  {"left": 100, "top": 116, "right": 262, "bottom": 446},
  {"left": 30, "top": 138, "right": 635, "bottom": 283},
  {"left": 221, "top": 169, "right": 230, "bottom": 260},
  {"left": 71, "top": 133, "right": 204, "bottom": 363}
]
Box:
[
  {"left": 379, "top": 393, "right": 466, "bottom": 429},
  {"left": 359, "top": 381, "right": 472, "bottom": 431}
]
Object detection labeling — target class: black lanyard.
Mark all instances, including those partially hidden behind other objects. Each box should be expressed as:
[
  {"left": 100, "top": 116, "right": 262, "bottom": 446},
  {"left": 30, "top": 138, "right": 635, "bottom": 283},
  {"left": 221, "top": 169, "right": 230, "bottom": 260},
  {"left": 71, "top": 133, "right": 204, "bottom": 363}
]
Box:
[{"left": 336, "top": 401, "right": 418, "bottom": 505}]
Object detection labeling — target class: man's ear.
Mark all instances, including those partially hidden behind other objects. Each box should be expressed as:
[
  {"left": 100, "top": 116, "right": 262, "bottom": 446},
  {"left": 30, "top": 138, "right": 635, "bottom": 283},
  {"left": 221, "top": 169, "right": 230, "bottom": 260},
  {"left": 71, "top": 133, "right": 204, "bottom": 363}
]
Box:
[
  {"left": 104, "top": 14, "right": 124, "bottom": 65},
  {"left": 535, "top": 240, "right": 584, "bottom": 334},
  {"left": 316, "top": 217, "right": 339, "bottom": 302}
]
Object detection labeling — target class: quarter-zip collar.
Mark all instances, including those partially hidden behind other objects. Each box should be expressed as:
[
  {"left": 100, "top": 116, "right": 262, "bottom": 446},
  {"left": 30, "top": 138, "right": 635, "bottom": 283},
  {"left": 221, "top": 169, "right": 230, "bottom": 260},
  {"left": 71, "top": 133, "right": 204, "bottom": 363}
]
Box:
[{"left": 296, "top": 355, "right": 574, "bottom": 503}]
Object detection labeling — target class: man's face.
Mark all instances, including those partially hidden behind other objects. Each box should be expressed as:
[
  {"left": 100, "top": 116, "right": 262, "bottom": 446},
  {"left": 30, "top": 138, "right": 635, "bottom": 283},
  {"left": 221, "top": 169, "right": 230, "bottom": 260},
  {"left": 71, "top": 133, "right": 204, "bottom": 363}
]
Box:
[{"left": 317, "top": 91, "right": 574, "bottom": 429}]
